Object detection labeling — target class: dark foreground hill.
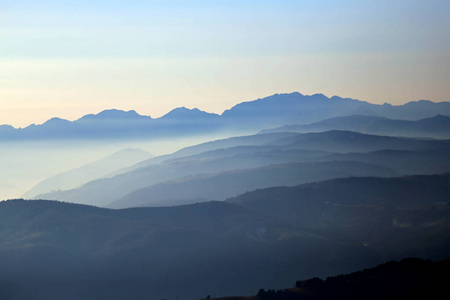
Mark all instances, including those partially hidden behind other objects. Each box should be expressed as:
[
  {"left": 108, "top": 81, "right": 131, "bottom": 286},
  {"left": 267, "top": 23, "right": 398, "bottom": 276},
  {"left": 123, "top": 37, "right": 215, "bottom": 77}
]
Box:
[
  {"left": 1, "top": 173, "right": 450, "bottom": 300},
  {"left": 228, "top": 173, "right": 450, "bottom": 258},
  {"left": 213, "top": 258, "right": 450, "bottom": 300}
]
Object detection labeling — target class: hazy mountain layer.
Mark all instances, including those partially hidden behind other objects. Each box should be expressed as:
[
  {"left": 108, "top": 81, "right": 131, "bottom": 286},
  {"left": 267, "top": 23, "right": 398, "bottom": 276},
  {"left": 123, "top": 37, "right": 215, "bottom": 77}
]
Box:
[
  {"left": 0, "top": 108, "right": 222, "bottom": 141},
  {"left": 110, "top": 160, "right": 396, "bottom": 208},
  {"left": 22, "top": 148, "right": 153, "bottom": 198},
  {"left": 30, "top": 133, "right": 303, "bottom": 206},
  {"left": 270, "top": 130, "right": 450, "bottom": 152},
  {"left": 2, "top": 92, "right": 450, "bottom": 141},
  {"left": 32, "top": 130, "right": 450, "bottom": 207},
  {"left": 112, "top": 147, "right": 450, "bottom": 208},
  {"left": 221, "top": 93, "right": 450, "bottom": 130},
  {"left": 316, "top": 149, "right": 450, "bottom": 175},
  {"left": 261, "top": 114, "right": 450, "bottom": 139},
  {"left": 1, "top": 173, "right": 449, "bottom": 300},
  {"left": 107, "top": 132, "right": 300, "bottom": 176}
]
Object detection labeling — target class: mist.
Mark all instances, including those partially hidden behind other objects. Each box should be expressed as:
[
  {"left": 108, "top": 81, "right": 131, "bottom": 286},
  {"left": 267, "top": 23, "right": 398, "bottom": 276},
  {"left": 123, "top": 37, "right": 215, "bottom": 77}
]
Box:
[{"left": 0, "top": 132, "right": 237, "bottom": 200}]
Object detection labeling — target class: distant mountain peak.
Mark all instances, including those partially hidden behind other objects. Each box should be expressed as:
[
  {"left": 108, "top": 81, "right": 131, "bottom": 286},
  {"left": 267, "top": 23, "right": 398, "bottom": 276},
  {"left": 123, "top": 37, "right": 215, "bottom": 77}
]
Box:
[
  {"left": 76, "top": 109, "right": 151, "bottom": 122},
  {"left": 0, "top": 124, "right": 16, "bottom": 131},
  {"left": 43, "top": 117, "right": 72, "bottom": 124},
  {"left": 419, "top": 114, "right": 450, "bottom": 123},
  {"left": 403, "top": 99, "right": 435, "bottom": 106},
  {"left": 311, "top": 93, "right": 327, "bottom": 98},
  {"left": 431, "top": 114, "right": 449, "bottom": 119},
  {"left": 161, "top": 107, "right": 219, "bottom": 119}
]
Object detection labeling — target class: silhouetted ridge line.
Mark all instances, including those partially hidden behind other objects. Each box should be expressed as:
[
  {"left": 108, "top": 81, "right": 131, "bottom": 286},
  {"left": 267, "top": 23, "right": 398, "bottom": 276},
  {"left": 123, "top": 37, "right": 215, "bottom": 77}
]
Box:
[
  {"left": 213, "top": 258, "right": 450, "bottom": 300},
  {"left": 2, "top": 92, "right": 450, "bottom": 140}
]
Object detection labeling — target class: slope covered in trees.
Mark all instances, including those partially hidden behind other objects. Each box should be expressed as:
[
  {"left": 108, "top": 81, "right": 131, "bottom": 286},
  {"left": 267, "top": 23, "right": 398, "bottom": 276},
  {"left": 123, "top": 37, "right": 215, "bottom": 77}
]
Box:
[
  {"left": 216, "top": 258, "right": 450, "bottom": 300},
  {"left": 1, "top": 173, "right": 449, "bottom": 299}
]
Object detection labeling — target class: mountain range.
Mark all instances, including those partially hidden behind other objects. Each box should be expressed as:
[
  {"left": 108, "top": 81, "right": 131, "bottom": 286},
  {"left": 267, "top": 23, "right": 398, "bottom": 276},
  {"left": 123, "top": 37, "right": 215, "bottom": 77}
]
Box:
[
  {"left": 2, "top": 92, "right": 450, "bottom": 140},
  {"left": 27, "top": 129, "right": 450, "bottom": 208}
]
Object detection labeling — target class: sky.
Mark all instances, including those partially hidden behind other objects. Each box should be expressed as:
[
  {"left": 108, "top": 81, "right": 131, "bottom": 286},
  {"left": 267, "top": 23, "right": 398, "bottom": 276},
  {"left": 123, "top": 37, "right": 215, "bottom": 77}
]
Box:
[{"left": 1, "top": 0, "right": 449, "bottom": 128}]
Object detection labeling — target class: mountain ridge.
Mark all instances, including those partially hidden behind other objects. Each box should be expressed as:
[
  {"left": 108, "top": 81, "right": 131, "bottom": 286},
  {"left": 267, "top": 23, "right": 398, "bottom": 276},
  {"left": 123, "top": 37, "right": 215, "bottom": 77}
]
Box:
[
  {"left": 2, "top": 92, "right": 450, "bottom": 140},
  {"left": 261, "top": 114, "right": 450, "bottom": 138},
  {"left": 213, "top": 258, "right": 450, "bottom": 300}
]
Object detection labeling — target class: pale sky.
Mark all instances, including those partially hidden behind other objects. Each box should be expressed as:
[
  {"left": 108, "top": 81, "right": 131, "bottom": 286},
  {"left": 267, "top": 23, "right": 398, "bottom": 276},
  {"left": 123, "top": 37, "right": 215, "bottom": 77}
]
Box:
[{"left": 1, "top": 0, "right": 449, "bottom": 128}]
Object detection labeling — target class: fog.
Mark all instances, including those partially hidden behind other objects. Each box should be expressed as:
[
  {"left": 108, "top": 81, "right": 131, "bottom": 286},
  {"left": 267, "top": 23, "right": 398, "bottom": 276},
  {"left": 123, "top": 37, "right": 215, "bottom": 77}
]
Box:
[{"left": 0, "top": 132, "right": 235, "bottom": 200}]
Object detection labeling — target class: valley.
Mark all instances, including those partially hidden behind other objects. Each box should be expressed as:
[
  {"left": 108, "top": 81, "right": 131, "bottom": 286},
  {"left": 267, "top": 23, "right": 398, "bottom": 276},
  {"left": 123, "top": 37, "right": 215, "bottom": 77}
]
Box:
[{"left": 1, "top": 92, "right": 450, "bottom": 300}]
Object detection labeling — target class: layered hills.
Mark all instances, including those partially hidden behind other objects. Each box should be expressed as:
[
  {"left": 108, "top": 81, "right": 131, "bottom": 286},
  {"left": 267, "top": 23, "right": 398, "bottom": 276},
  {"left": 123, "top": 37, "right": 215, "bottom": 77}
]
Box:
[
  {"left": 22, "top": 148, "right": 153, "bottom": 199},
  {"left": 1, "top": 173, "right": 449, "bottom": 300},
  {"left": 14, "top": 93, "right": 450, "bottom": 206},
  {"left": 29, "top": 130, "right": 450, "bottom": 208}
]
